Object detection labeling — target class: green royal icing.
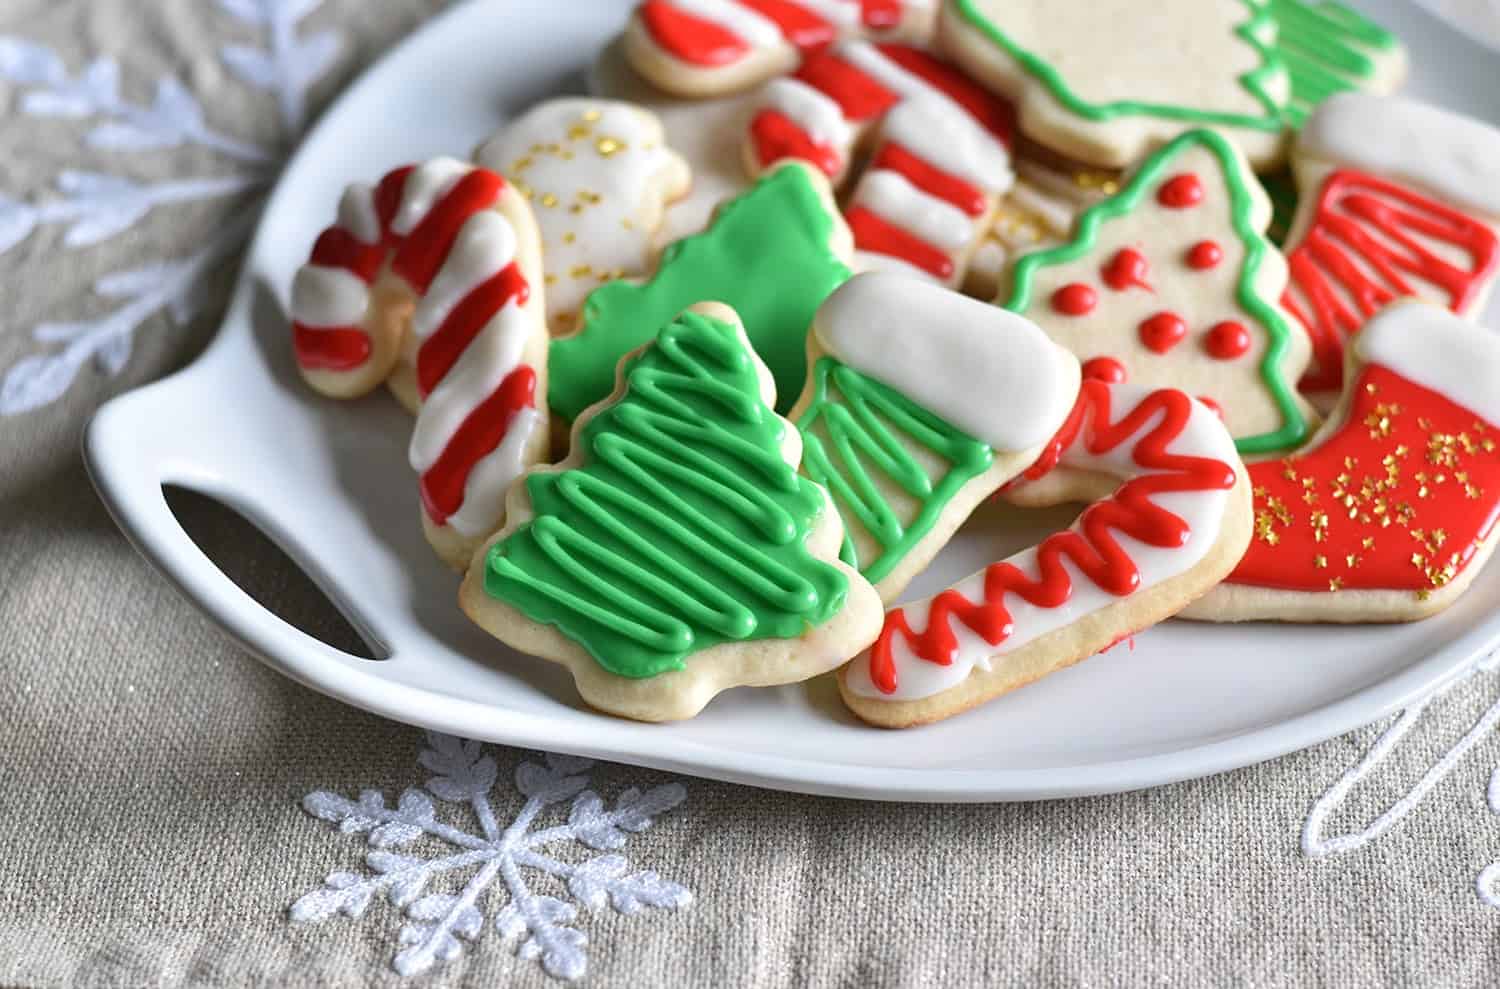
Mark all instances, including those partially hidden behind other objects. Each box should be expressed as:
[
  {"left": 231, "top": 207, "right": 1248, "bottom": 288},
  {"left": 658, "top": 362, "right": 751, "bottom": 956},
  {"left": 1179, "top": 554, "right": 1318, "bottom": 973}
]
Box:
[
  {"left": 1004, "top": 129, "right": 1313, "bottom": 457},
  {"left": 952, "top": 0, "right": 1286, "bottom": 133},
  {"left": 487, "top": 311, "right": 848, "bottom": 680},
  {"left": 547, "top": 165, "right": 851, "bottom": 423},
  {"left": 797, "top": 358, "right": 993, "bottom": 584},
  {"left": 1265, "top": 0, "right": 1400, "bottom": 128}
]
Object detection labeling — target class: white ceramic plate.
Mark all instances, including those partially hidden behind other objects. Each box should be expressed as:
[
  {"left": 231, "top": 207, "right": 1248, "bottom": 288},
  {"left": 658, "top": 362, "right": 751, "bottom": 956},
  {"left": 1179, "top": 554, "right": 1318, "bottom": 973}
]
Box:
[{"left": 86, "top": 0, "right": 1500, "bottom": 801}]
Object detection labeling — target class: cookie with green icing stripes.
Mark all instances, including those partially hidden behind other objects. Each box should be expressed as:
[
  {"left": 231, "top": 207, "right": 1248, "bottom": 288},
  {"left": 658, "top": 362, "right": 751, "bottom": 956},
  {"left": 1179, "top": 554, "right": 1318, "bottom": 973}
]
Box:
[
  {"left": 1264, "top": 0, "right": 1406, "bottom": 130},
  {"left": 939, "top": 0, "right": 1292, "bottom": 169},
  {"left": 461, "top": 302, "right": 882, "bottom": 723},
  {"left": 791, "top": 272, "right": 1081, "bottom": 604},
  {"left": 1002, "top": 129, "right": 1318, "bottom": 457},
  {"left": 548, "top": 160, "right": 851, "bottom": 424}
]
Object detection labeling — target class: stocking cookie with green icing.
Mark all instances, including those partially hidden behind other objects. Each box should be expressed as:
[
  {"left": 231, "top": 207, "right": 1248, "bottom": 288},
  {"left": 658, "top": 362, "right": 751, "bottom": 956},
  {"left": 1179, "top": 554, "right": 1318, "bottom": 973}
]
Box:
[
  {"left": 548, "top": 160, "right": 851, "bottom": 423},
  {"left": 938, "top": 0, "right": 1291, "bottom": 170},
  {"left": 1002, "top": 129, "right": 1318, "bottom": 458},
  {"left": 461, "top": 303, "right": 882, "bottom": 722},
  {"left": 791, "top": 272, "right": 1081, "bottom": 604}
]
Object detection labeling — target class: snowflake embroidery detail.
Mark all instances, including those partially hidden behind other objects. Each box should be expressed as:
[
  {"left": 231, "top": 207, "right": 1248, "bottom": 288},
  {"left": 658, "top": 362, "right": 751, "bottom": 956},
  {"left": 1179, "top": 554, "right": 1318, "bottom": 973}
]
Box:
[
  {"left": 290, "top": 734, "right": 693, "bottom": 982},
  {"left": 0, "top": 0, "right": 339, "bottom": 415}
]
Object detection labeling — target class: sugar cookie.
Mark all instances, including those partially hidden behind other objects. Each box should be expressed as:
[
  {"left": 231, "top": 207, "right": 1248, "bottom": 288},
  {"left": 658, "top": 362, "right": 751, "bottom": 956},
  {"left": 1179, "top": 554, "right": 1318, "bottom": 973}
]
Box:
[
  {"left": 460, "top": 303, "right": 882, "bottom": 722},
  {"left": 1263, "top": 0, "right": 1406, "bottom": 129},
  {"left": 1183, "top": 302, "right": 1500, "bottom": 624}
]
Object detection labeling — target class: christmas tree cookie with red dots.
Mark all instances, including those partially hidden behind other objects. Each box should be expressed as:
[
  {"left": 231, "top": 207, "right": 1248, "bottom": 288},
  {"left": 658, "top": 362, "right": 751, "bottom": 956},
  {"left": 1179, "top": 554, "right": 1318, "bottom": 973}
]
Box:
[
  {"left": 1183, "top": 301, "right": 1500, "bottom": 624},
  {"left": 1001, "top": 129, "right": 1318, "bottom": 458}
]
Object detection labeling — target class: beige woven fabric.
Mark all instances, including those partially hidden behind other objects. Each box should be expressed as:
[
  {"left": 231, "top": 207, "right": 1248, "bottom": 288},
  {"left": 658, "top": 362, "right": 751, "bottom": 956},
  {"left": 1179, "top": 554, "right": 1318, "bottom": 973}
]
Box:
[{"left": 3, "top": 2, "right": 1500, "bottom": 986}]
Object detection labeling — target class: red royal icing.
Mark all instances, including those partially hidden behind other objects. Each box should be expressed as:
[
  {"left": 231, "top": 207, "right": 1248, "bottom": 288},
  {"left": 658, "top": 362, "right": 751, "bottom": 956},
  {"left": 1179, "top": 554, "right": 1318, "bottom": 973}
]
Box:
[
  {"left": 1157, "top": 173, "right": 1204, "bottom": 209},
  {"left": 793, "top": 49, "right": 898, "bottom": 122},
  {"left": 873, "top": 43, "right": 1014, "bottom": 146},
  {"left": 1138, "top": 311, "right": 1187, "bottom": 354},
  {"left": 871, "top": 143, "right": 987, "bottom": 217},
  {"left": 1052, "top": 282, "right": 1097, "bottom": 316},
  {"left": 1197, "top": 396, "right": 1224, "bottom": 420},
  {"left": 416, "top": 263, "right": 530, "bottom": 398},
  {"left": 1229, "top": 365, "right": 1500, "bottom": 593},
  {"left": 639, "top": 0, "right": 748, "bottom": 67},
  {"left": 847, "top": 206, "right": 955, "bottom": 280},
  {"left": 869, "top": 383, "right": 1237, "bottom": 693},
  {"left": 391, "top": 170, "right": 506, "bottom": 294},
  {"left": 1204, "top": 320, "right": 1251, "bottom": 360},
  {"left": 292, "top": 326, "right": 371, "bottom": 372},
  {"left": 750, "top": 109, "right": 842, "bottom": 175},
  {"left": 739, "top": 0, "right": 838, "bottom": 54},
  {"left": 1186, "top": 240, "right": 1222, "bottom": 270},
  {"left": 1103, "top": 247, "right": 1152, "bottom": 292},
  {"left": 860, "top": 0, "right": 903, "bottom": 29},
  {"left": 1283, "top": 169, "right": 1500, "bottom": 393},
  {"left": 1082, "top": 356, "right": 1127, "bottom": 383},
  {"left": 419, "top": 365, "right": 538, "bottom": 526}
]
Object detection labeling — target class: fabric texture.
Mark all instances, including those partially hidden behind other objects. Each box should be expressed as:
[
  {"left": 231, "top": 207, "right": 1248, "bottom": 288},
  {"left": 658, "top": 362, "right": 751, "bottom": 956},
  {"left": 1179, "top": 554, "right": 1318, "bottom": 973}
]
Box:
[{"left": 3, "top": 1, "right": 1500, "bottom": 986}]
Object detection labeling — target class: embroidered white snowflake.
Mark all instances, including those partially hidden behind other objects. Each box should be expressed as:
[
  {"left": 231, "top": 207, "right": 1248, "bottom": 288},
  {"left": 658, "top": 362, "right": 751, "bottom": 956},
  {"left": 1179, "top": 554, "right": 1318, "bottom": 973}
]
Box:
[
  {"left": 290, "top": 733, "right": 692, "bottom": 981},
  {"left": 0, "top": 0, "right": 340, "bottom": 415}
]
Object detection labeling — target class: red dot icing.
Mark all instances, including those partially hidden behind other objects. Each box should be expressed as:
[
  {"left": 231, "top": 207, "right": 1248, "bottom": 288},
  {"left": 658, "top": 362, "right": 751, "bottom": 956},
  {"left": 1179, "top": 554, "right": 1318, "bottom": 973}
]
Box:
[
  {"left": 1138, "top": 312, "right": 1188, "bottom": 354},
  {"left": 1051, "top": 282, "right": 1097, "bottom": 316},
  {"left": 1205, "top": 320, "right": 1251, "bottom": 360},
  {"left": 1186, "top": 240, "right": 1223, "bottom": 269},
  {"left": 1081, "top": 357, "right": 1127, "bottom": 383},
  {"left": 1102, "top": 247, "right": 1152, "bottom": 292},
  {"left": 1158, "top": 173, "right": 1204, "bottom": 209}
]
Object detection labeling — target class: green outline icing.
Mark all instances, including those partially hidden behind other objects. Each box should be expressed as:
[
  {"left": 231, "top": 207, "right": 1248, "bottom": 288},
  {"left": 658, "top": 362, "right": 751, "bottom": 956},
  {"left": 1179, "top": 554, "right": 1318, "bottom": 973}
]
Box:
[
  {"left": 1266, "top": 0, "right": 1401, "bottom": 128},
  {"left": 1004, "top": 129, "right": 1312, "bottom": 456},
  {"left": 797, "top": 358, "right": 994, "bottom": 585},
  {"left": 952, "top": 0, "right": 1287, "bottom": 132},
  {"left": 486, "top": 311, "right": 848, "bottom": 680}
]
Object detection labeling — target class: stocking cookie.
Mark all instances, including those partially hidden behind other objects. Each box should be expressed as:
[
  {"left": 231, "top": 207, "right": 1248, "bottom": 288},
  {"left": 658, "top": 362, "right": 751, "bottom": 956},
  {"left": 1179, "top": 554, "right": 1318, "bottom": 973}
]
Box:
[
  {"left": 1183, "top": 302, "right": 1500, "bottom": 624},
  {"left": 1002, "top": 129, "right": 1318, "bottom": 457},
  {"left": 1281, "top": 93, "right": 1500, "bottom": 395},
  {"left": 791, "top": 272, "right": 1080, "bottom": 603},
  {"left": 745, "top": 40, "right": 1014, "bottom": 287},
  {"left": 290, "top": 159, "right": 551, "bottom": 568},
  {"left": 460, "top": 303, "right": 883, "bottom": 722},
  {"left": 548, "top": 160, "right": 851, "bottom": 424},
  {"left": 938, "top": 0, "right": 1290, "bottom": 170},
  {"left": 841, "top": 379, "right": 1251, "bottom": 727},
  {"left": 623, "top": 0, "right": 937, "bottom": 98},
  {"left": 474, "top": 99, "right": 691, "bottom": 332}
]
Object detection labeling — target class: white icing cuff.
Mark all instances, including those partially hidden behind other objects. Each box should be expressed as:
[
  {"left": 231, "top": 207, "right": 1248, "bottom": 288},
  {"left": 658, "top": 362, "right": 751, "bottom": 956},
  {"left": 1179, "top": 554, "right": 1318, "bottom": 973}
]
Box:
[{"left": 1355, "top": 303, "right": 1500, "bottom": 428}]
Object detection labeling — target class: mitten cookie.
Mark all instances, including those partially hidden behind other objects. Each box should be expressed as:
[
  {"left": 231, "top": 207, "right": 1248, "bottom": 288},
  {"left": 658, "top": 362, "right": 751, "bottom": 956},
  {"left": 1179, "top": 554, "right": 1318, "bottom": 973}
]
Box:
[
  {"left": 1182, "top": 302, "right": 1500, "bottom": 623},
  {"left": 289, "top": 159, "right": 550, "bottom": 568},
  {"left": 623, "top": 0, "right": 937, "bottom": 98},
  {"left": 744, "top": 40, "right": 1014, "bottom": 288},
  {"left": 938, "top": 0, "right": 1290, "bottom": 170},
  {"left": 475, "top": 99, "right": 691, "bottom": 332},
  {"left": 1002, "top": 129, "right": 1318, "bottom": 457},
  {"left": 460, "top": 303, "right": 883, "bottom": 722},
  {"left": 1281, "top": 93, "right": 1500, "bottom": 396},
  {"left": 791, "top": 272, "right": 1080, "bottom": 603},
  {"left": 841, "top": 379, "right": 1251, "bottom": 727},
  {"left": 548, "top": 160, "right": 851, "bottom": 424}
]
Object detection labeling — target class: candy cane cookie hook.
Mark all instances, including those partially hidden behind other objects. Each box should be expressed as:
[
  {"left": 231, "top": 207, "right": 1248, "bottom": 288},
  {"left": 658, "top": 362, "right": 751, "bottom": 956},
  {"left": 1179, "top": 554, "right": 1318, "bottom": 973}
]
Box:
[
  {"left": 841, "top": 379, "right": 1251, "bottom": 727},
  {"left": 289, "top": 158, "right": 550, "bottom": 569}
]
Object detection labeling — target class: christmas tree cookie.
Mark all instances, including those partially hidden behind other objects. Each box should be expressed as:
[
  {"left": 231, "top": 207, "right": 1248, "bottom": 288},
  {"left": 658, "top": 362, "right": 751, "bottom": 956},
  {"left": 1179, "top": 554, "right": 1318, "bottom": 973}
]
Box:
[
  {"left": 548, "top": 161, "right": 852, "bottom": 423},
  {"left": 461, "top": 303, "right": 883, "bottom": 722},
  {"left": 791, "top": 272, "right": 1080, "bottom": 603},
  {"left": 1002, "top": 129, "right": 1318, "bottom": 457},
  {"left": 1183, "top": 302, "right": 1500, "bottom": 623},
  {"left": 1263, "top": 0, "right": 1406, "bottom": 129},
  {"left": 938, "top": 0, "right": 1291, "bottom": 170}
]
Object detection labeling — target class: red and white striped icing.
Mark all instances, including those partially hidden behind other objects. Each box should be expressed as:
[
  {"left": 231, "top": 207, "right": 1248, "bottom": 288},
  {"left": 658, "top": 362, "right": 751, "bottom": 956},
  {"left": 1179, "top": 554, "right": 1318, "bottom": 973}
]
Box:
[
  {"left": 748, "top": 41, "right": 1013, "bottom": 285},
  {"left": 638, "top": 0, "right": 925, "bottom": 68},
  {"left": 290, "top": 158, "right": 542, "bottom": 539}
]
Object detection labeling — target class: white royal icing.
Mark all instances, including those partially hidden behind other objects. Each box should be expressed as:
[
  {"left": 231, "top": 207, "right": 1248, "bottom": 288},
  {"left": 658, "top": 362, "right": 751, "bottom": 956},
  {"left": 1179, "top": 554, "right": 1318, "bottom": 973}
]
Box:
[
  {"left": 844, "top": 382, "right": 1238, "bottom": 701},
  {"left": 448, "top": 405, "right": 544, "bottom": 538},
  {"left": 759, "top": 77, "right": 855, "bottom": 151},
  {"left": 812, "top": 271, "right": 1077, "bottom": 451},
  {"left": 336, "top": 182, "right": 381, "bottom": 245},
  {"left": 853, "top": 169, "right": 973, "bottom": 250},
  {"left": 665, "top": 0, "right": 787, "bottom": 50},
  {"left": 290, "top": 265, "right": 368, "bottom": 328},
  {"left": 786, "top": 0, "right": 860, "bottom": 30},
  {"left": 1355, "top": 303, "right": 1500, "bottom": 429},
  {"left": 388, "top": 158, "right": 471, "bottom": 237},
  {"left": 1300, "top": 92, "right": 1500, "bottom": 220},
  {"left": 878, "top": 97, "right": 1011, "bottom": 193}
]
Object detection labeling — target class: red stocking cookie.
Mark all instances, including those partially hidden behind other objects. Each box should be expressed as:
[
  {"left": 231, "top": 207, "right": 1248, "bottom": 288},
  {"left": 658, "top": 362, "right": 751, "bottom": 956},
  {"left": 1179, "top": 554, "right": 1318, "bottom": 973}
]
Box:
[
  {"left": 745, "top": 40, "right": 1014, "bottom": 287},
  {"left": 289, "top": 158, "right": 550, "bottom": 568},
  {"left": 1281, "top": 93, "right": 1500, "bottom": 396},
  {"left": 841, "top": 380, "right": 1251, "bottom": 727},
  {"left": 1183, "top": 302, "right": 1500, "bottom": 623},
  {"left": 623, "top": 0, "right": 937, "bottom": 97}
]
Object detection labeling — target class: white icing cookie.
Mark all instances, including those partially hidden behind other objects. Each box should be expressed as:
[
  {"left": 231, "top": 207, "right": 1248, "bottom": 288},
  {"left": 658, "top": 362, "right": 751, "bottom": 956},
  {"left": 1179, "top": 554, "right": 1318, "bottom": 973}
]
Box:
[{"left": 475, "top": 99, "right": 690, "bottom": 332}]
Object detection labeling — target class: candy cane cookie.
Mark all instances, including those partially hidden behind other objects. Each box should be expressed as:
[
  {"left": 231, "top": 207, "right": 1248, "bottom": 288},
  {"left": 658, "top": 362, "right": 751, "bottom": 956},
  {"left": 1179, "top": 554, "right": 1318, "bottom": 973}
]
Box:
[
  {"left": 841, "top": 379, "right": 1251, "bottom": 728},
  {"left": 623, "top": 0, "right": 937, "bottom": 98},
  {"left": 744, "top": 40, "right": 1014, "bottom": 287},
  {"left": 1182, "top": 302, "right": 1500, "bottom": 624},
  {"left": 791, "top": 272, "right": 1080, "bottom": 603},
  {"left": 289, "top": 158, "right": 550, "bottom": 568},
  {"left": 1280, "top": 94, "right": 1500, "bottom": 397}
]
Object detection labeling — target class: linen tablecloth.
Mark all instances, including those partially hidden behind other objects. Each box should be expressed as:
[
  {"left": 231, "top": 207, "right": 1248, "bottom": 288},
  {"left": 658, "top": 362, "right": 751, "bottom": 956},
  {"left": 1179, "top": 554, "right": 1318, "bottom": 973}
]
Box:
[{"left": 4, "top": 1, "right": 1500, "bottom": 984}]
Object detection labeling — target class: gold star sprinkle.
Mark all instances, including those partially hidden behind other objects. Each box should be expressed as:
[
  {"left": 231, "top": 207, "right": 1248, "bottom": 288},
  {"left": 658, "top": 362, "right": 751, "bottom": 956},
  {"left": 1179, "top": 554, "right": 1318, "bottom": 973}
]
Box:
[{"left": 596, "top": 136, "right": 625, "bottom": 157}]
